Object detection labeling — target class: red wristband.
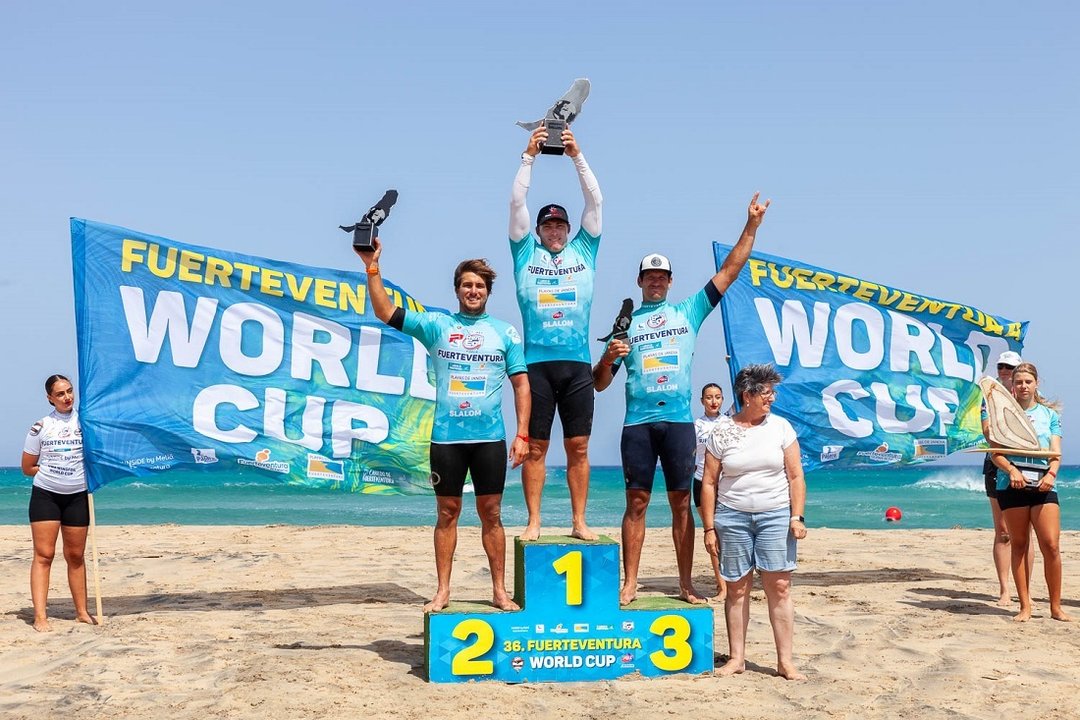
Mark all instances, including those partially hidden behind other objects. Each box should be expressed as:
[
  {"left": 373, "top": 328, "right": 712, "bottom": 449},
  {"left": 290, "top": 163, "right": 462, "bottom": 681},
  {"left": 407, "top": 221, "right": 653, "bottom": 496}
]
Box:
[{"left": 516, "top": 434, "right": 530, "bottom": 443}]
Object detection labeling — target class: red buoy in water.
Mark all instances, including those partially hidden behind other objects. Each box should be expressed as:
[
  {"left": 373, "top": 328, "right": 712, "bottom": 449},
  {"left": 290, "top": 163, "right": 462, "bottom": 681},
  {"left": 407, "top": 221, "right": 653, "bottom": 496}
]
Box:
[{"left": 885, "top": 506, "right": 902, "bottom": 522}]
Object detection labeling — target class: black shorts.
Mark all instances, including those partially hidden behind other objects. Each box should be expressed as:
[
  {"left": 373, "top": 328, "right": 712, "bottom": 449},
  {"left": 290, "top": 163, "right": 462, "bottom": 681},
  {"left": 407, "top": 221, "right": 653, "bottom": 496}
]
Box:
[
  {"left": 527, "top": 361, "right": 594, "bottom": 440},
  {"left": 621, "top": 422, "right": 696, "bottom": 494},
  {"left": 996, "top": 487, "right": 1059, "bottom": 511},
  {"left": 983, "top": 455, "right": 998, "bottom": 498},
  {"left": 693, "top": 478, "right": 704, "bottom": 508},
  {"left": 430, "top": 441, "right": 507, "bottom": 498},
  {"left": 29, "top": 486, "right": 90, "bottom": 526}
]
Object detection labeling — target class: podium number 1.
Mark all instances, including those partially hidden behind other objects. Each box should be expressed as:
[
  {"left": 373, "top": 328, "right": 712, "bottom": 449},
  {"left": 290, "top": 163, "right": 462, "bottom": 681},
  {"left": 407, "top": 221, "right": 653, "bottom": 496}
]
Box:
[{"left": 552, "top": 550, "right": 583, "bottom": 606}]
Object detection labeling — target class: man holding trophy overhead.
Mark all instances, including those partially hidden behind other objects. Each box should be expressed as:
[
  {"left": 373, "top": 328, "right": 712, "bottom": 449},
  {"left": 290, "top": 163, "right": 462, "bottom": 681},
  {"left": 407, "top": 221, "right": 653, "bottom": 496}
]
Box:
[{"left": 509, "top": 118, "right": 603, "bottom": 542}]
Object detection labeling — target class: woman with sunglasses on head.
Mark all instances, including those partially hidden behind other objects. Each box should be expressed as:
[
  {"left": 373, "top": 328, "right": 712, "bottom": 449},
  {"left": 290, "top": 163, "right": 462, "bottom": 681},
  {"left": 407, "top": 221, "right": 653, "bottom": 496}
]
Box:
[
  {"left": 22, "top": 375, "right": 95, "bottom": 632},
  {"left": 981, "top": 351, "right": 1033, "bottom": 605},
  {"left": 989, "top": 361, "right": 1069, "bottom": 622},
  {"left": 700, "top": 363, "right": 808, "bottom": 679}
]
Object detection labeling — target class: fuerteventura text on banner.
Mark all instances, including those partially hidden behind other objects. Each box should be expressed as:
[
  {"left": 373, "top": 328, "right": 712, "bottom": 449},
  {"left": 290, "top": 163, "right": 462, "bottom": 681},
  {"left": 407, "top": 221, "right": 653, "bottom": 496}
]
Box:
[
  {"left": 712, "top": 243, "right": 1028, "bottom": 472},
  {"left": 71, "top": 219, "right": 438, "bottom": 494}
]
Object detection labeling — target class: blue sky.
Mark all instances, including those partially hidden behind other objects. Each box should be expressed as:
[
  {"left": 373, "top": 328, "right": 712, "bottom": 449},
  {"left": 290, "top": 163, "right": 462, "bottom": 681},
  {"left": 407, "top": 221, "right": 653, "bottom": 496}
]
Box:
[{"left": 3, "top": 1, "right": 1077, "bottom": 465}]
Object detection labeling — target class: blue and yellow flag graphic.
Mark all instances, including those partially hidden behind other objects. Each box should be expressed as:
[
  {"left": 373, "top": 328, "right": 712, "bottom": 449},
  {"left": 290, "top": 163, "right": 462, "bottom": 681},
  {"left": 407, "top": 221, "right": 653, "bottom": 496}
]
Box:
[{"left": 71, "top": 219, "right": 439, "bottom": 494}]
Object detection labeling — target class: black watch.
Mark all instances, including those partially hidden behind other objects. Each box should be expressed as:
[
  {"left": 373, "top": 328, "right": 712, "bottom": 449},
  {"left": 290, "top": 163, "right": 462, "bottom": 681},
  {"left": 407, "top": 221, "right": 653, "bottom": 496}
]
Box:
[{"left": 790, "top": 515, "right": 805, "bottom": 523}]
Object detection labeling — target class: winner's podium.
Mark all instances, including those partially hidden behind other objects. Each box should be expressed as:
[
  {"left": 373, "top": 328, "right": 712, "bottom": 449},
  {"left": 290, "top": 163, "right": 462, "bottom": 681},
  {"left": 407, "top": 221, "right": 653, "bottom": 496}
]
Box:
[{"left": 425, "top": 536, "right": 713, "bottom": 683}]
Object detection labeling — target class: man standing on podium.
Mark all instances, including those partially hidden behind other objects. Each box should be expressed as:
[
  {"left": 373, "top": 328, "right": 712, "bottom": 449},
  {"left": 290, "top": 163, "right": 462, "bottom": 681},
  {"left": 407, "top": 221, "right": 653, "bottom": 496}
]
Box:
[
  {"left": 509, "top": 124, "right": 604, "bottom": 542},
  {"left": 593, "top": 194, "right": 770, "bottom": 605}
]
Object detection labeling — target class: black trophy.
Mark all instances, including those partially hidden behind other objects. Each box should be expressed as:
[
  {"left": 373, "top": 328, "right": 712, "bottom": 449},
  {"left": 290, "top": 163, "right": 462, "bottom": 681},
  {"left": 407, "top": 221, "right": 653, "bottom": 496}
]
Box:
[
  {"left": 597, "top": 298, "right": 634, "bottom": 342},
  {"left": 340, "top": 189, "right": 399, "bottom": 252},
  {"left": 540, "top": 117, "right": 567, "bottom": 155}
]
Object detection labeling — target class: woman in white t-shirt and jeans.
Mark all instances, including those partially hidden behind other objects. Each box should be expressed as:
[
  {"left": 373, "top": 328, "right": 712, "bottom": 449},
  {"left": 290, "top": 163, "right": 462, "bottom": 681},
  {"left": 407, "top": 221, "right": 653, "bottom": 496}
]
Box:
[
  {"left": 700, "top": 364, "right": 807, "bottom": 680},
  {"left": 22, "top": 375, "right": 94, "bottom": 632}
]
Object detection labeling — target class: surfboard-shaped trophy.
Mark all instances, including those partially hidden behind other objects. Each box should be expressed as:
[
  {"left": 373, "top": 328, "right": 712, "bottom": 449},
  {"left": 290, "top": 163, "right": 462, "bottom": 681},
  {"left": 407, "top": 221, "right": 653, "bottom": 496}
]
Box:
[
  {"left": 973, "top": 376, "right": 1060, "bottom": 459},
  {"left": 516, "top": 78, "right": 590, "bottom": 156}
]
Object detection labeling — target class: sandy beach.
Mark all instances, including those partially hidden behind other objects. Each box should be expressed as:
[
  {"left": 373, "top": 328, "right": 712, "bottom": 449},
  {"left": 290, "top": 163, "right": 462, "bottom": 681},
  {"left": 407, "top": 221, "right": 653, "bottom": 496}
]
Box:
[{"left": 2, "top": 525, "right": 1078, "bottom": 719}]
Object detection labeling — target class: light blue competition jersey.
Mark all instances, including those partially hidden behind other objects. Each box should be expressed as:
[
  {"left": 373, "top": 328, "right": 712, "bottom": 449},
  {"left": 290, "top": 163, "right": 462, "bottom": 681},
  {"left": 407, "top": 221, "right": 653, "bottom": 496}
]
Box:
[
  {"left": 510, "top": 227, "right": 600, "bottom": 364},
  {"left": 400, "top": 310, "right": 527, "bottom": 444},
  {"left": 996, "top": 403, "right": 1062, "bottom": 490},
  {"left": 618, "top": 285, "right": 718, "bottom": 426}
]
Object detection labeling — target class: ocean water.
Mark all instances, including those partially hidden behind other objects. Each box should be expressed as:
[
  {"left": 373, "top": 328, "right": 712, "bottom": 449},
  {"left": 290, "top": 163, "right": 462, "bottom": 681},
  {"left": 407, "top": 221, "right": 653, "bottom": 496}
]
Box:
[{"left": 2, "top": 465, "right": 1077, "bottom": 529}]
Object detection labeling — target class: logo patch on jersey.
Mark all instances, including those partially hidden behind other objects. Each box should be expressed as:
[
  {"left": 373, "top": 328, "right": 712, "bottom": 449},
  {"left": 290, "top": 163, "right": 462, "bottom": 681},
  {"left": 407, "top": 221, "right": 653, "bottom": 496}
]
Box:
[
  {"left": 458, "top": 401, "right": 472, "bottom": 410},
  {"left": 647, "top": 314, "right": 666, "bottom": 329},
  {"left": 506, "top": 326, "right": 522, "bottom": 344},
  {"left": 306, "top": 454, "right": 344, "bottom": 481},
  {"left": 657, "top": 375, "right": 669, "bottom": 384},
  {"left": 642, "top": 349, "right": 679, "bottom": 374},
  {"left": 552, "top": 311, "right": 564, "bottom": 319},
  {"left": 537, "top": 287, "right": 577, "bottom": 308},
  {"left": 462, "top": 333, "right": 484, "bottom": 350},
  {"left": 448, "top": 332, "right": 465, "bottom": 345},
  {"left": 449, "top": 374, "right": 487, "bottom": 396},
  {"left": 29, "top": 422, "right": 43, "bottom": 437}
]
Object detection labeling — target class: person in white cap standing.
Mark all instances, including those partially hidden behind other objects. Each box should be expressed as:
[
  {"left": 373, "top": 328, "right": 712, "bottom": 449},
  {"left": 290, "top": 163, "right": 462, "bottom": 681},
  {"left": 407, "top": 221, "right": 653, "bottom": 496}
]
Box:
[
  {"left": 594, "top": 193, "right": 770, "bottom": 605},
  {"left": 981, "top": 349, "right": 1033, "bottom": 605}
]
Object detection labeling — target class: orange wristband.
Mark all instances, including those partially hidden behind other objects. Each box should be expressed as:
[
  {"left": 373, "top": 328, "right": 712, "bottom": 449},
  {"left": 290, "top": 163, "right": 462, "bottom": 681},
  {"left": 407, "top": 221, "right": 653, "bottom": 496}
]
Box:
[{"left": 366, "top": 265, "right": 380, "bottom": 276}]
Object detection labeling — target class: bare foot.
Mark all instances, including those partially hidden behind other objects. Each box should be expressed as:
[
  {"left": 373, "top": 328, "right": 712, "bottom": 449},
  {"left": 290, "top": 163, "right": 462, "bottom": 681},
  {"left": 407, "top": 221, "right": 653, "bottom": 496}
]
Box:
[
  {"left": 570, "top": 524, "right": 598, "bottom": 542},
  {"left": 679, "top": 587, "right": 708, "bottom": 605},
  {"left": 75, "top": 613, "right": 98, "bottom": 625},
  {"left": 777, "top": 662, "right": 807, "bottom": 680},
  {"left": 1013, "top": 606, "right": 1032, "bottom": 622},
  {"left": 33, "top": 618, "right": 52, "bottom": 633},
  {"left": 423, "top": 589, "right": 451, "bottom": 613},
  {"left": 716, "top": 658, "right": 745, "bottom": 677},
  {"left": 996, "top": 591, "right": 1011, "bottom": 607},
  {"left": 711, "top": 590, "right": 728, "bottom": 604},
  {"left": 492, "top": 593, "right": 521, "bottom": 611},
  {"left": 619, "top": 584, "right": 638, "bottom": 606},
  {"left": 520, "top": 523, "right": 541, "bottom": 542},
  {"left": 1051, "top": 608, "right": 1073, "bottom": 622}
]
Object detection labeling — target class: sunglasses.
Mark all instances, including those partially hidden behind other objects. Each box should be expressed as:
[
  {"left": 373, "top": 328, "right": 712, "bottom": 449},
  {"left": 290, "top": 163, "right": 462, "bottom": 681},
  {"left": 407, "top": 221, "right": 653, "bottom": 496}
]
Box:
[{"left": 997, "top": 363, "right": 1016, "bottom": 370}]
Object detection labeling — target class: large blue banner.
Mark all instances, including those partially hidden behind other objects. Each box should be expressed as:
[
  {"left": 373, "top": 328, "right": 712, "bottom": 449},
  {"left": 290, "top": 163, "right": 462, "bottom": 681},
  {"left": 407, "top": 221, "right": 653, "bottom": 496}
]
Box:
[
  {"left": 72, "top": 219, "right": 439, "bottom": 493},
  {"left": 713, "top": 243, "right": 1028, "bottom": 472}
]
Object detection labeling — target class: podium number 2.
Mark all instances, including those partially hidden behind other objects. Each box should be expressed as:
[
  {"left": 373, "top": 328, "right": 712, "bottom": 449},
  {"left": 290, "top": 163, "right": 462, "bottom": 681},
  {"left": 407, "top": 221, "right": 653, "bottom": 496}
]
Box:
[
  {"left": 450, "top": 619, "right": 494, "bottom": 675},
  {"left": 649, "top": 615, "right": 692, "bottom": 671},
  {"left": 552, "top": 550, "right": 583, "bottom": 606}
]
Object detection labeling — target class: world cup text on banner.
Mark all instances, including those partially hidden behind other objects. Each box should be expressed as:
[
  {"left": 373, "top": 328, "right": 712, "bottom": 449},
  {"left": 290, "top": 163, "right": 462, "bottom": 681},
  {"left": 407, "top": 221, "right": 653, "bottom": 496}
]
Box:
[
  {"left": 713, "top": 243, "right": 1027, "bottom": 472},
  {"left": 71, "top": 219, "right": 441, "bottom": 494}
]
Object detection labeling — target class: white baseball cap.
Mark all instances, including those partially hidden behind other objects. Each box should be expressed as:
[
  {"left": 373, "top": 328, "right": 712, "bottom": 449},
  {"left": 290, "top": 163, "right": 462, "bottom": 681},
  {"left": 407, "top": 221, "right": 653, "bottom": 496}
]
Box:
[
  {"left": 996, "top": 350, "right": 1022, "bottom": 367},
  {"left": 639, "top": 253, "right": 672, "bottom": 275}
]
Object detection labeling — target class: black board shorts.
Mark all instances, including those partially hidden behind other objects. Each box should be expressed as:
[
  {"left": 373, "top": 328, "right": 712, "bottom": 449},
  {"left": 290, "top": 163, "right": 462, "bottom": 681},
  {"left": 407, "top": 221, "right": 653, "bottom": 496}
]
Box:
[
  {"left": 620, "top": 422, "right": 695, "bottom": 494},
  {"left": 527, "top": 361, "right": 594, "bottom": 440},
  {"left": 29, "top": 486, "right": 90, "bottom": 527},
  {"left": 996, "top": 487, "right": 1059, "bottom": 510},
  {"left": 429, "top": 441, "right": 507, "bottom": 498}
]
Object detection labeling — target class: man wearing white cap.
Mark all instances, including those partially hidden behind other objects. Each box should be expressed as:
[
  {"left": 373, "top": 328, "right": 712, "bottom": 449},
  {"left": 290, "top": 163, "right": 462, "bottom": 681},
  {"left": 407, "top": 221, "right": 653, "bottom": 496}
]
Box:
[{"left": 594, "top": 193, "right": 770, "bottom": 605}]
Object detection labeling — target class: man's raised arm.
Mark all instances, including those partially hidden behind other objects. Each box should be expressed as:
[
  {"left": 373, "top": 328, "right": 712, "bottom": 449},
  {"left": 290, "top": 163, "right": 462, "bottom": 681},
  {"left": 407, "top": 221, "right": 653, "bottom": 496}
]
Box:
[
  {"left": 509, "top": 127, "right": 547, "bottom": 242},
  {"left": 711, "top": 192, "right": 770, "bottom": 295},
  {"left": 563, "top": 128, "right": 602, "bottom": 238}
]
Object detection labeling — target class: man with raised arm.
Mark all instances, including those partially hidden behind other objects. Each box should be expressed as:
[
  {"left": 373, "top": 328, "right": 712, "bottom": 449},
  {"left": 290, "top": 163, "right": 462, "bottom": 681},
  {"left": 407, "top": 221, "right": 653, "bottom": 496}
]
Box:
[
  {"left": 593, "top": 193, "right": 770, "bottom": 605},
  {"left": 358, "top": 238, "right": 530, "bottom": 612},
  {"left": 510, "top": 125, "right": 603, "bottom": 541}
]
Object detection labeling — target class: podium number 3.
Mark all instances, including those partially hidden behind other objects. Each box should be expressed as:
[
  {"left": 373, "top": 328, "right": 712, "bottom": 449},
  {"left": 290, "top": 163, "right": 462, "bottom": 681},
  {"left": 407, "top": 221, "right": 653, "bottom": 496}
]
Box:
[
  {"left": 450, "top": 619, "right": 494, "bottom": 675},
  {"left": 649, "top": 615, "right": 692, "bottom": 671},
  {"left": 552, "top": 550, "right": 583, "bottom": 606}
]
